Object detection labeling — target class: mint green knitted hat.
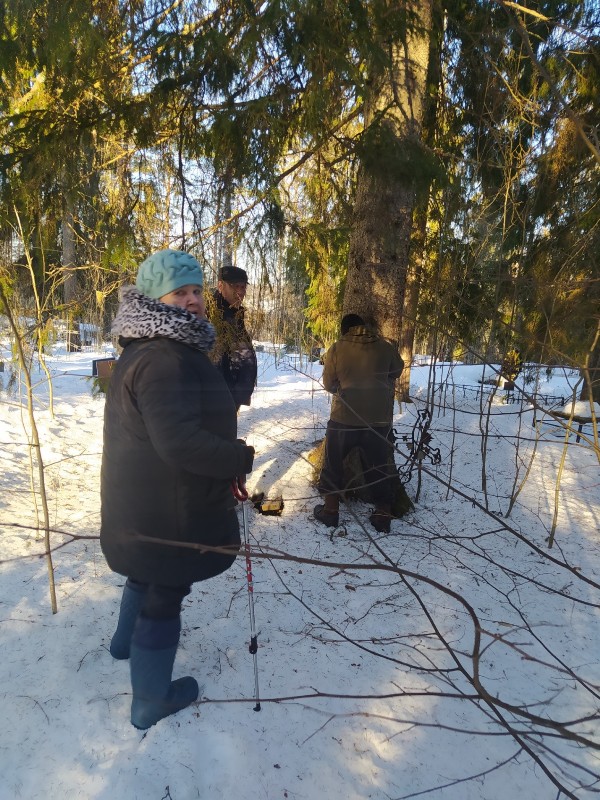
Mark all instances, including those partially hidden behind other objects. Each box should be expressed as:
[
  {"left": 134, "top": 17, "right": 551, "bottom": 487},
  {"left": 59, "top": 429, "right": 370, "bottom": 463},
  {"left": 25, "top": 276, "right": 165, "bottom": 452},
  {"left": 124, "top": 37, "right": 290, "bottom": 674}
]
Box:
[{"left": 136, "top": 249, "right": 204, "bottom": 300}]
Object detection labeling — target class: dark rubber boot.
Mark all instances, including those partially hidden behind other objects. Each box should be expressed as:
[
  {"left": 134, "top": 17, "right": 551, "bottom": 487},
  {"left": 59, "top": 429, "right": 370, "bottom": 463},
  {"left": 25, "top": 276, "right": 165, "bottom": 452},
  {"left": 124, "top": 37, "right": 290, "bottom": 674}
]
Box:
[
  {"left": 314, "top": 495, "right": 340, "bottom": 528},
  {"left": 369, "top": 506, "right": 392, "bottom": 533},
  {"left": 130, "top": 615, "right": 199, "bottom": 730},
  {"left": 110, "top": 580, "right": 147, "bottom": 660}
]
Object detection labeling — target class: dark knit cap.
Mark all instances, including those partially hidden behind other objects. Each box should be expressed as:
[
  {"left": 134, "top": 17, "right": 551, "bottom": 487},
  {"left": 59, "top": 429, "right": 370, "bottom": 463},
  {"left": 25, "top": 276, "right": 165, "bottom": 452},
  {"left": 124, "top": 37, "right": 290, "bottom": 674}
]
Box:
[
  {"left": 341, "top": 313, "right": 365, "bottom": 335},
  {"left": 219, "top": 266, "right": 248, "bottom": 284},
  {"left": 136, "top": 249, "right": 204, "bottom": 300}
]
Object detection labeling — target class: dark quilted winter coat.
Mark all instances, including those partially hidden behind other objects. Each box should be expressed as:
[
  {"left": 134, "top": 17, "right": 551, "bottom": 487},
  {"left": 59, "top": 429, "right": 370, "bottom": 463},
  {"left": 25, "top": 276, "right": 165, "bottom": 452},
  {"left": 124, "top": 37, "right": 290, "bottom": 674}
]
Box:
[
  {"left": 322, "top": 325, "right": 404, "bottom": 427},
  {"left": 100, "top": 287, "right": 253, "bottom": 587}
]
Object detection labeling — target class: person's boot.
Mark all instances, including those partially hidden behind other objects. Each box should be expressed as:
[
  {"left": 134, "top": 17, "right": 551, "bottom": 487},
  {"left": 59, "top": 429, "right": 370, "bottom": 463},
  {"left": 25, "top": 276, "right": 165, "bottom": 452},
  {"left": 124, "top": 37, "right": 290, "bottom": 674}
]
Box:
[
  {"left": 130, "top": 614, "right": 199, "bottom": 730},
  {"left": 314, "top": 494, "right": 340, "bottom": 528},
  {"left": 369, "top": 504, "right": 392, "bottom": 534},
  {"left": 110, "top": 580, "right": 147, "bottom": 660}
]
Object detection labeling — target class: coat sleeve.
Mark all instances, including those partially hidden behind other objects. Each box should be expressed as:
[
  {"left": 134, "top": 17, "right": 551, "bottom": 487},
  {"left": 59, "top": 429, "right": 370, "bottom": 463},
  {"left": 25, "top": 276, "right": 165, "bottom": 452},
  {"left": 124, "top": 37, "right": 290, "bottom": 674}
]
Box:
[
  {"left": 133, "top": 353, "right": 251, "bottom": 479},
  {"left": 322, "top": 344, "right": 339, "bottom": 393},
  {"left": 390, "top": 348, "right": 404, "bottom": 381}
]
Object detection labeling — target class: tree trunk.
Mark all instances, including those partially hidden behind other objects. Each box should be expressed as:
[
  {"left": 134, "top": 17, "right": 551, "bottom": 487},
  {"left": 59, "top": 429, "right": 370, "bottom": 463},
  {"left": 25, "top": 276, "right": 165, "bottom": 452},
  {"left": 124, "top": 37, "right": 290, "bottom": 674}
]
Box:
[
  {"left": 343, "top": 0, "right": 433, "bottom": 350},
  {"left": 222, "top": 179, "right": 234, "bottom": 267},
  {"left": 579, "top": 322, "right": 600, "bottom": 403},
  {"left": 62, "top": 190, "right": 80, "bottom": 353},
  {"left": 397, "top": 205, "right": 425, "bottom": 403},
  {"left": 397, "top": 0, "right": 443, "bottom": 403}
]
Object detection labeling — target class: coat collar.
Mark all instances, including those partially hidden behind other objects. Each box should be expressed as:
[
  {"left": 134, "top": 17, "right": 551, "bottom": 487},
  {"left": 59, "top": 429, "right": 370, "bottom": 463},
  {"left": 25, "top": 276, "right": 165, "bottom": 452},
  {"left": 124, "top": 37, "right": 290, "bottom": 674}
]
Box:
[
  {"left": 341, "top": 325, "right": 379, "bottom": 344},
  {"left": 112, "top": 286, "right": 216, "bottom": 353}
]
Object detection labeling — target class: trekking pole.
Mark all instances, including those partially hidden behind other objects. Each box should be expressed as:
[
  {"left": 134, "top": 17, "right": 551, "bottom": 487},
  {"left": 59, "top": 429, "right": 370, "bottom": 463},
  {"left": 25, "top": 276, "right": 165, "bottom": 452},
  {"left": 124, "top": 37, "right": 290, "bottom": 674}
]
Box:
[{"left": 232, "top": 479, "right": 261, "bottom": 711}]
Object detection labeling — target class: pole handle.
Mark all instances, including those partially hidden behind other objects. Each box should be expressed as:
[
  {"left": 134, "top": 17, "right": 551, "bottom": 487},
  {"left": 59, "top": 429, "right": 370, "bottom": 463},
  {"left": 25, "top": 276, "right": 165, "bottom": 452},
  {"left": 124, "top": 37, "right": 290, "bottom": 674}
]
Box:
[{"left": 231, "top": 478, "right": 249, "bottom": 502}]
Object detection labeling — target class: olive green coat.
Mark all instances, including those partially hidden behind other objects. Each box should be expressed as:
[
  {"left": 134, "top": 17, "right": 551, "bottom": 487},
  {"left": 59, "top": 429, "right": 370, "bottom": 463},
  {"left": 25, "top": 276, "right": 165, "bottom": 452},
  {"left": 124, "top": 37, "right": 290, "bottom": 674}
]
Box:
[{"left": 322, "top": 326, "right": 404, "bottom": 427}]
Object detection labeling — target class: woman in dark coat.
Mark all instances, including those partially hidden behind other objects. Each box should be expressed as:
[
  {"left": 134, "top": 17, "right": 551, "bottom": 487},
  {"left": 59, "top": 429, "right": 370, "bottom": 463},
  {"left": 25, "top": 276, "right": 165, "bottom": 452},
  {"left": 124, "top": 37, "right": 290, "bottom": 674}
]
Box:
[{"left": 101, "top": 249, "right": 254, "bottom": 729}]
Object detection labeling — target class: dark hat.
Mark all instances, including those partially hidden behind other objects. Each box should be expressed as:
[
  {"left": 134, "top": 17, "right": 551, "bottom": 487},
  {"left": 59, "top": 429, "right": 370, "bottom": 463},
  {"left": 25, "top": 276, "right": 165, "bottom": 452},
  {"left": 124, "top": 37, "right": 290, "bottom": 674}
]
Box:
[
  {"left": 341, "top": 313, "right": 365, "bottom": 334},
  {"left": 219, "top": 265, "right": 248, "bottom": 284}
]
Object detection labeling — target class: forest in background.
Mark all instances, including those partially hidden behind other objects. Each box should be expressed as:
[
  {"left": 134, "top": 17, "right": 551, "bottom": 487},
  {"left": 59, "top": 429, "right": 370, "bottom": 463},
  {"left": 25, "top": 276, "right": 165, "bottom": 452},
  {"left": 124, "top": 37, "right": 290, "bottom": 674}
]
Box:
[
  {"left": 0, "top": 7, "right": 599, "bottom": 796},
  {"left": 0, "top": 0, "right": 598, "bottom": 401}
]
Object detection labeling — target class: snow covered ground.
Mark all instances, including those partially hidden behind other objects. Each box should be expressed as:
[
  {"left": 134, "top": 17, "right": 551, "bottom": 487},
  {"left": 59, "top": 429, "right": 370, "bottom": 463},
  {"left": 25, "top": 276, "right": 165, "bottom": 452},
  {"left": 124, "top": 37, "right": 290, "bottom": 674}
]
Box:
[{"left": 0, "top": 341, "right": 598, "bottom": 800}]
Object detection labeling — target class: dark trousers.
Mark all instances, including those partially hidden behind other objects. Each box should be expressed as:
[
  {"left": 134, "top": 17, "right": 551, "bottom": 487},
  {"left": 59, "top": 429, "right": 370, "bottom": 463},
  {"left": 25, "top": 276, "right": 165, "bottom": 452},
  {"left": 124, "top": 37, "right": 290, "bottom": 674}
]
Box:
[
  {"left": 128, "top": 579, "right": 191, "bottom": 620},
  {"left": 318, "top": 421, "right": 394, "bottom": 506}
]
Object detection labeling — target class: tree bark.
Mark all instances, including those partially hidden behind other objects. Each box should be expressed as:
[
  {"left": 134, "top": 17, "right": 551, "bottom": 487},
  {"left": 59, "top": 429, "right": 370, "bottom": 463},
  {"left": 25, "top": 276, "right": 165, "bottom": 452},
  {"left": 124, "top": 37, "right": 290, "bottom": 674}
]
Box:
[
  {"left": 579, "top": 321, "right": 600, "bottom": 404},
  {"left": 343, "top": 0, "right": 433, "bottom": 351},
  {"left": 397, "top": 205, "right": 426, "bottom": 402},
  {"left": 62, "top": 188, "right": 80, "bottom": 352},
  {"left": 397, "top": 0, "right": 443, "bottom": 402}
]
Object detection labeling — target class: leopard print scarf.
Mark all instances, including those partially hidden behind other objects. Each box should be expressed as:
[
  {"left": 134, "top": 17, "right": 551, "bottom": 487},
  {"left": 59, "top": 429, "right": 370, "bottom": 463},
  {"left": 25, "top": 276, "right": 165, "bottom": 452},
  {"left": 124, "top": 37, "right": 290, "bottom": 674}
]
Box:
[{"left": 112, "top": 286, "right": 216, "bottom": 353}]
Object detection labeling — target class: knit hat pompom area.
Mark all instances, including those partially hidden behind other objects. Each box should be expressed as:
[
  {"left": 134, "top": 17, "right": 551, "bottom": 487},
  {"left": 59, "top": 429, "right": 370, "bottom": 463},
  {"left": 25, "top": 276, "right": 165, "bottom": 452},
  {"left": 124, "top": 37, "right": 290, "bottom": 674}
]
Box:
[{"left": 136, "top": 249, "right": 204, "bottom": 300}]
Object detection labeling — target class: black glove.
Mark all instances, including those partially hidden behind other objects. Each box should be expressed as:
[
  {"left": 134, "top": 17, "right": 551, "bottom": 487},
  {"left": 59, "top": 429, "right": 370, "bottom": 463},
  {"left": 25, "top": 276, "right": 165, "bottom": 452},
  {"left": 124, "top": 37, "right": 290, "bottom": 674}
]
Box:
[
  {"left": 243, "top": 445, "right": 255, "bottom": 474},
  {"left": 235, "top": 438, "right": 254, "bottom": 474}
]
